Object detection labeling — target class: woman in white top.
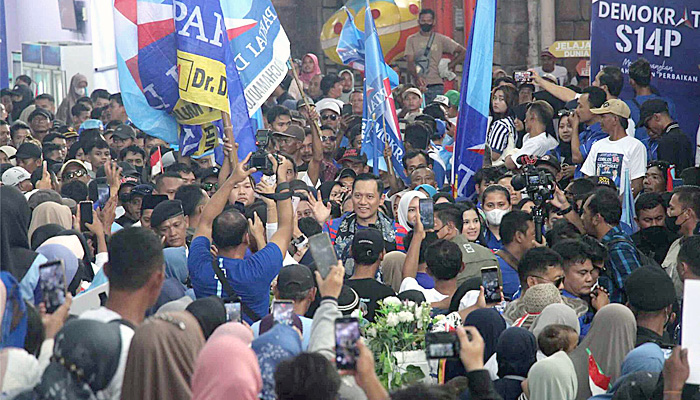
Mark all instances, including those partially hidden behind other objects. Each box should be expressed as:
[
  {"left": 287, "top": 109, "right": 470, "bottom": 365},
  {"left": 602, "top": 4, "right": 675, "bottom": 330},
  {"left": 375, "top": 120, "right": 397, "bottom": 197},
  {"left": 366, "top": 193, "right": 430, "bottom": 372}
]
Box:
[
  {"left": 486, "top": 85, "right": 519, "bottom": 166},
  {"left": 505, "top": 100, "right": 559, "bottom": 170}
]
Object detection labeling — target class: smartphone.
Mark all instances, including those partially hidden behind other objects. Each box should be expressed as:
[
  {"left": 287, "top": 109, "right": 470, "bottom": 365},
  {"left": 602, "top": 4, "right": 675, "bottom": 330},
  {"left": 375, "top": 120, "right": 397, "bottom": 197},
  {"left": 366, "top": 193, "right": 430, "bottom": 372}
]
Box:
[
  {"left": 660, "top": 344, "right": 675, "bottom": 360},
  {"left": 39, "top": 260, "right": 67, "bottom": 314},
  {"left": 342, "top": 104, "right": 353, "bottom": 116},
  {"left": 79, "top": 201, "right": 93, "bottom": 232},
  {"left": 514, "top": 71, "right": 532, "bottom": 83},
  {"left": 273, "top": 300, "right": 295, "bottom": 326},
  {"left": 224, "top": 302, "right": 241, "bottom": 323},
  {"left": 291, "top": 196, "right": 301, "bottom": 214},
  {"left": 308, "top": 233, "right": 338, "bottom": 279},
  {"left": 96, "top": 183, "right": 110, "bottom": 209},
  {"left": 418, "top": 198, "right": 434, "bottom": 230},
  {"left": 425, "top": 332, "right": 461, "bottom": 359},
  {"left": 335, "top": 317, "right": 360, "bottom": 370},
  {"left": 481, "top": 266, "right": 501, "bottom": 303}
]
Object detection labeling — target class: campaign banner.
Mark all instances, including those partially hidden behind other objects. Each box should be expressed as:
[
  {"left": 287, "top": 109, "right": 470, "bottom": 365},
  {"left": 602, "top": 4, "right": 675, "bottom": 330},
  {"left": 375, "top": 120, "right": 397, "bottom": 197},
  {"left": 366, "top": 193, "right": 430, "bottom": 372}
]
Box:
[{"left": 591, "top": 0, "right": 700, "bottom": 146}]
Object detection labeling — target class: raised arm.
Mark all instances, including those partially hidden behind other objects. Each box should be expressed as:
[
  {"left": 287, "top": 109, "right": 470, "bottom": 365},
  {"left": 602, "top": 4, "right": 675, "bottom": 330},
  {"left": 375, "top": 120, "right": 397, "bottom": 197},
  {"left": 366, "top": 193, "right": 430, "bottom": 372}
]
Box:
[
  {"left": 568, "top": 112, "right": 585, "bottom": 164},
  {"left": 268, "top": 156, "right": 294, "bottom": 256},
  {"left": 402, "top": 210, "right": 425, "bottom": 280},
  {"left": 306, "top": 108, "right": 323, "bottom": 186},
  {"left": 529, "top": 68, "right": 577, "bottom": 103}
]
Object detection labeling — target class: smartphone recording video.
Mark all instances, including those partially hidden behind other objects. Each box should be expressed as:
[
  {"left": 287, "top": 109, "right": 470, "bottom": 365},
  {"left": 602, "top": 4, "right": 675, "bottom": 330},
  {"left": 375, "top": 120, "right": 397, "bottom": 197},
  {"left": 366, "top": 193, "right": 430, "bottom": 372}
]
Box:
[
  {"left": 308, "top": 233, "right": 338, "bottom": 279},
  {"left": 425, "top": 332, "right": 460, "bottom": 359},
  {"left": 273, "top": 300, "right": 295, "bottom": 326},
  {"left": 418, "top": 198, "right": 434, "bottom": 230},
  {"left": 335, "top": 317, "right": 360, "bottom": 370},
  {"left": 224, "top": 302, "right": 241, "bottom": 322},
  {"left": 481, "top": 266, "right": 501, "bottom": 303},
  {"left": 39, "top": 260, "right": 67, "bottom": 314}
]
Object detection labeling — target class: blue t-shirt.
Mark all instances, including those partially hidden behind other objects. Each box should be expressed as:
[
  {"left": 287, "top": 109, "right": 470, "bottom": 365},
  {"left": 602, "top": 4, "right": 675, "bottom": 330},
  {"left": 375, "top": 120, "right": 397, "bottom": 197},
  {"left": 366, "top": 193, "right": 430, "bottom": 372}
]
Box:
[
  {"left": 496, "top": 254, "right": 519, "bottom": 300},
  {"left": 484, "top": 230, "right": 502, "bottom": 251},
  {"left": 187, "top": 236, "right": 283, "bottom": 323},
  {"left": 575, "top": 122, "right": 607, "bottom": 178}
]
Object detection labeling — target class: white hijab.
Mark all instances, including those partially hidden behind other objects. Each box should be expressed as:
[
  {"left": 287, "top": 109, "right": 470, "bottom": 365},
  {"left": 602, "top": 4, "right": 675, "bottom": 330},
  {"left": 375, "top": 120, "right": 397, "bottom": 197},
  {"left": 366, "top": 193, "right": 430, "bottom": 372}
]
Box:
[{"left": 397, "top": 190, "right": 426, "bottom": 231}]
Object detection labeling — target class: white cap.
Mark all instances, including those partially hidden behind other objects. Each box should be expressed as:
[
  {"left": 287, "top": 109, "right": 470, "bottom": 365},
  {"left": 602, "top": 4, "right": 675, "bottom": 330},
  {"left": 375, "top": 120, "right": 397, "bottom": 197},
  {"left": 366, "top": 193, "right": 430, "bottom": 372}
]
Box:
[
  {"left": 0, "top": 146, "right": 17, "bottom": 166},
  {"left": 316, "top": 98, "right": 342, "bottom": 115},
  {"left": 2, "top": 166, "right": 31, "bottom": 187},
  {"left": 432, "top": 95, "right": 449, "bottom": 108}
]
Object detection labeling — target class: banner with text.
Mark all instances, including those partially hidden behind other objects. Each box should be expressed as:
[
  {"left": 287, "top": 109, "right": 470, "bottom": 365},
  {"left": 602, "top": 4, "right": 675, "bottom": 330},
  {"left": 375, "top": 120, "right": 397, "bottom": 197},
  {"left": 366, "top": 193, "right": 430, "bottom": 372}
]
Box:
[{"left": 591, "top": 0, "right": 700, "bottom": 146}]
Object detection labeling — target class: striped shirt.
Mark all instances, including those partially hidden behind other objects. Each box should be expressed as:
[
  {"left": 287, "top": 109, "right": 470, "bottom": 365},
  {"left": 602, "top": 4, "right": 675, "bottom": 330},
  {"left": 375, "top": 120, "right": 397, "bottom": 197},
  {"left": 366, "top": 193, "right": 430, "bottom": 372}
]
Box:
[{"left": 487, "top": 116, "right": 516, "bottom": 153}]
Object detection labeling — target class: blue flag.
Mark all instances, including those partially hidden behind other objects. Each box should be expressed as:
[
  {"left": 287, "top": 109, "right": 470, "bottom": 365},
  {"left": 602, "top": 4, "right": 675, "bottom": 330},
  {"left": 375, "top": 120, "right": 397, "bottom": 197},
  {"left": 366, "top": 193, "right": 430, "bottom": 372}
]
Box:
[
  {"left": 337, "top": 7, "right": 399, "bottom": 87},
  {"left": 620, "top": 168, "right": 639, "bottom": 235},
  {"left": 360, "top": 0, "right": 406, "bottom": 181},
  {"left": 453, "top": 0, "right": 497, "bottom": 198}
]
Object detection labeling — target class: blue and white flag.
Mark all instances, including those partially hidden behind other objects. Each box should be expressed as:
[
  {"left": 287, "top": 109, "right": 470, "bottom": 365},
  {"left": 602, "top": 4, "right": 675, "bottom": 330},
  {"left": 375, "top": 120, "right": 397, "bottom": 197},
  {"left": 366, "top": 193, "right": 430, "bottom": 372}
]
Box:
[
  {"left": 620, "top": 168, "right": 638, "bottom": 235},
  {"left": 452, "top": 0, "right": 497, "bottom": 198},
  {"left": 360, "top": 0, "right": 406, "bottom": 181}
]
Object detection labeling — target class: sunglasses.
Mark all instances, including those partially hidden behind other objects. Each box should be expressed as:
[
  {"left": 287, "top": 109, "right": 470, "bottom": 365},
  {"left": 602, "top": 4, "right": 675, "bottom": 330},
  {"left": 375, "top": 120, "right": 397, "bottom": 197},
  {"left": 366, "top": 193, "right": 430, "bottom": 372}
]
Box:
[
  {"left": 320, "top": 136, "right": 337, "bottom": 142},
  {"left": 63, "top": 169, "right": 87, "bottom": 180},
  {"left": 532, "top": 275, "right": 564, "bottom": 287},
  {"left": 202, "top": 182, "right": 219, "bottom": 191},
  {"left": 321, "top": 114, "right": 338, "bottom": 121}
]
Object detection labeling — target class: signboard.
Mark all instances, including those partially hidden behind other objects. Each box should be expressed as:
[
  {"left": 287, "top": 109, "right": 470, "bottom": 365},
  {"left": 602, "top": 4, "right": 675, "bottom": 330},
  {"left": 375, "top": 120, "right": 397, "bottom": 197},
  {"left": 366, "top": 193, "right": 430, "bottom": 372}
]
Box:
[
  {"left": 549, "top": 40, "right": 591, "bottom": 58},
  {"left": 591, "top": 0, "right": 700, "bottom": 148}
]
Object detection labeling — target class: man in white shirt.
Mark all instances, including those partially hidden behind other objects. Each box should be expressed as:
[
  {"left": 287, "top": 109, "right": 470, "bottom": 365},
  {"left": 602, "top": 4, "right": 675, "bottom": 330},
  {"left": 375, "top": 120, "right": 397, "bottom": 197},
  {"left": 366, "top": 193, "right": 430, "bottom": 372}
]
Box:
[
  {"left": 534, "top": 48, "right": 568, "bottom": 86},
  {"left": 505, "top": 100, "right": 558, "bottom": 169},
  {"left": 581, "top": 99, "right": 647, "bottom": 196}
]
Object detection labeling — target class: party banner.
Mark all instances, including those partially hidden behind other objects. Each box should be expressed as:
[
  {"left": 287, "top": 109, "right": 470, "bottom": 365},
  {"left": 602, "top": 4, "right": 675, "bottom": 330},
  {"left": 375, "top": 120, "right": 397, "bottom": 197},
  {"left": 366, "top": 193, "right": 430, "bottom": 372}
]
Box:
[{"left": 591, "top": 0, "right": 700, "bottom": 149}]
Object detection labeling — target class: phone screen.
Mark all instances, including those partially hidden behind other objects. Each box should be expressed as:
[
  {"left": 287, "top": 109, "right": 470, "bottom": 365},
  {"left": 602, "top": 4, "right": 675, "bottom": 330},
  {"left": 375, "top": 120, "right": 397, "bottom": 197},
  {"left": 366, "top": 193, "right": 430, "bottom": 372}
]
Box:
[
  {"left": 273, "top": 301, "right": 295, "bottom": 326},
  {"left": 335, "top": 317, "right": 360, "bottom": 370},
  {"left": 308, "top": 233, "right": 338, "bottom": 279},
  {"left": 342, "top": 104, "right": 353, "bottom": 116},
  {"left": 419, "top": 198, "right": 434, "bottom": 230},
  {"left": 224, "top": 302, "right": 241, "bottom": 322},
  {"left": 481, "top": 267, "right": 501, "bottom": 303},
  {"left": 39, "top": 260, "right": 67, "bottom": 313},
  {"left": 425, "top": 332, "right": 460, "bottom": 359},
  {"left": 97, "top": 184, "right": 110, "bottom": 208},
  {"left": 661, "top": 345, "right": 675, "bottom": 359},
  {"left": 79, "top": 201, "right": 93, "bottom": 231}
]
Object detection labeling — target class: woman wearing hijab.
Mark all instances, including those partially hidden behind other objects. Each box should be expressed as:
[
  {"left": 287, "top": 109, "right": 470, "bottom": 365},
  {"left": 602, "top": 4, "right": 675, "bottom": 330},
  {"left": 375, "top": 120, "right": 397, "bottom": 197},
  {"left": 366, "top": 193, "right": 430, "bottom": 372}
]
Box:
[
  {"left": 13, "top": 319, "right": 122, "bottom": 400},
  {"left": 30, "top": 224, "right": 65, "bottom": 251},
  {"left": 530, "top": 303, "right": 581, "bottom": 339},
  {"left": 298, "top": 54, "right": 321, "bottom": 88},
  {"left": 338, "top": 69, "right": 355, "bottom": 103},
  {"left": 185, "top": 296, "right": 227, "bottom": 340},
  {"left": 589, "top": 342, "right": 665, "bottom": 400},
  {"left": 1, "top": 186, "right": 47, "bottom": 303},
  {"left": 28, "top": 202, "right": 73, "bottom": 245},
  {"left": 494, "top": 328, "right": 538, "bottom": 400},
  {"left": 36, "top": 243, "right": 80, "bottom": 295},
  {"left": 191, "top": 335, "right": 262, "bottom": 400},
  {"left": 397, "top": 190, "right": 427, "bottom": 231},
  {"left": 527, "top": 350, "right": 578, "bottom": 400},
  {"left": 252, "top": 324, "right": 302, "bottom": 400},
  {"left": 568, "top": 304, "right": 636, "bottom": 400},
  {"left": 209, "top": 322, "right": 254, "bottom": 344},
  {"left": 120, "top": 311, "right": 205, "bottom": 400},
  {"left": 446, "top": 308, "right": 507, "bottom": 382},
  {"left": 56, "top": 74, "right": 88, "bottom": 123},
  {"left": 10, "top": 85, "right": 34, "bottom": 122}
]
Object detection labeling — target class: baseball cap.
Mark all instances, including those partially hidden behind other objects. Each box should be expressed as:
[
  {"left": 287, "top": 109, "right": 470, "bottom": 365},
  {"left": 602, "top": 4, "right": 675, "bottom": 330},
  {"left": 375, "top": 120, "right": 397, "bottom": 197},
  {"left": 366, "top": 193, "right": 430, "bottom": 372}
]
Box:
[
  {"left": 432, "top": 95, "right": 450, "bottom": 109},
  {"left": 59, "top": 159, "right": 89, "bottom": 179},
  {"left": 535, "top": 154, "right": 561, "bottom": 172},
  {"left": 13, "top": 143, "right": 42, "bottom": 160},
  {"left": 62, "top": 129, "right": 78, "bottom": 139},
  {"left": 112, "top": 124, "right": 136, "bottom": 140},
  {"left": 626, "top": 266, "right": 675, "bottom": 311},
  {"left": 402, "top": 87, "right": 423, "bottom": 99},
  {"left": 416, "top": 184, "right": 438, "bottom": 198},
  {"left": 590, "top": 99, "right": 631, "bottom": 119},
  {"left": 28, "top": 108, "right": 52, "bottom": 122},
  {"left": 541, "top": 47, "right": 555, "bottom": 57},
  {"left": 541, "top": 73, "right": 557, "bottom": 83},
  {"left": 130, "top": 184, "right": 154, "bottom": 197},
  {"left": 637, "top": 99, "right": 669, "bottom": 128},
  {"left": 339, "top": 148, "right": 367, "bottom": 164},
  {"left": 79, "top": 119, "right": 104, "bottom": 135},
  {"left": 141, "top": 194, "right": 168, "bottom": 213},
  {"left": 275, "top": 124, "right": 305, "bottom": 141},
  {"left": 2, "top": 166, "right": 31, "bottom": 187},
  {"left": 316, "top": 98, "right": 341, "bottom": 115},
  {"left": 337, "top": 168, "right": 357, "bottom": 181},
  {"left": 444, "top": 90, "right": 460, "bottom": 107},
  {"left": 296, "top": 97, "right": 315, "bottom": 110},
  {"left": 0, "top": 146, "right": 17, "bottom": 165},
  {"left": 351, "top": 228, "right": 384, "bottom": 262},
  {"left": 277, "top": 264, "right": 315, "bottom": 297}
]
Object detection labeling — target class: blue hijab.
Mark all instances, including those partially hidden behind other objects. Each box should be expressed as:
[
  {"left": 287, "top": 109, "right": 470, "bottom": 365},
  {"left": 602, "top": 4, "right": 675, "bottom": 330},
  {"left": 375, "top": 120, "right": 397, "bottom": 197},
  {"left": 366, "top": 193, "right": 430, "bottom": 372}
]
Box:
[
  {"left": 163, "top": 246, "right": 189, "bottom": 287},
  {"left": 252, "top": 324, "right": 302, "bottom": 400},
  {"left": 1, "top": 271, "right": 28, "bottom": 349},
  {"left": 496, "top": 327, "right": 538, "bottom": 378},
  {"left": 589, "top": 343, "right": 665, "bottom": 399}
]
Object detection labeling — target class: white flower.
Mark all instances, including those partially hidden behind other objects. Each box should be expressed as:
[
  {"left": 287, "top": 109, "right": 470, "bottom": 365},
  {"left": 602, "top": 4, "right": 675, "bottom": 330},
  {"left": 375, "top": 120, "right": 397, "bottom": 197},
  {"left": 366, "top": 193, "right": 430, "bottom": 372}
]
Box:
[
  {"left": 383, "top": 297, "right": 401, "bottom": 306},
  {"left": 386, "top": 312, "right": 400, "bottom": 327},
  {"left": 405, "top": 300, "right": 416, "bottom": 309},
  {"left": 397, "top": 311, "right": 415, "bottom": 323},
  {"left": 351, "top": 309, "right": 362, "bottom": 319},
  {"left": 365, "top": 327, "right": 377, "bottom": 338},
  {"left": 414, "top": 305, "right": 423, "bottom": 319}
]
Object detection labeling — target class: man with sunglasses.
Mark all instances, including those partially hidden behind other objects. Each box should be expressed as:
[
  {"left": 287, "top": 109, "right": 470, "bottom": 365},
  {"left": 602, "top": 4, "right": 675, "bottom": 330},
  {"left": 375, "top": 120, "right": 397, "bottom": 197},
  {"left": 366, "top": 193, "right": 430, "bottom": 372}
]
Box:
[
  {"left": 316, "top": 99, "right": 341, "bottom": 131},
  {"left": 59, "top": 159, "right": 90, "bottom": 186},
  {"left": 495, "top": 210, "right": 540, "bottom": 300}
]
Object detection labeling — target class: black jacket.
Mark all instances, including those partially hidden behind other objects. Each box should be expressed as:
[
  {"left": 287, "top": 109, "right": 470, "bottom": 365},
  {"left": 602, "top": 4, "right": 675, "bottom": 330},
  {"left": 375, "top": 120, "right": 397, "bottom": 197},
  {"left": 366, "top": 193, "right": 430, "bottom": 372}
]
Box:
[{"left": 656, "top": 122, "right": 694, "bottom": 172}]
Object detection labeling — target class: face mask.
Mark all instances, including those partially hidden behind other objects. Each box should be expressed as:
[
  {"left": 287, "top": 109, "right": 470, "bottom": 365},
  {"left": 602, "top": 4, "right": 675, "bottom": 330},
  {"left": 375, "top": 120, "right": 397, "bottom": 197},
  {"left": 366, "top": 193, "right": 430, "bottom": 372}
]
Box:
[
  {"left": 420, "top": 23, "right": 433, "bottom": 33},
  {"left": 666, "top": 214, "right": 682, "bottom": 233},
  {"left": 485, "top": 209, "right": 508, "bottom": 226},
  {"left": 135, "top": 165, "right": 143, "bottom": 174}
]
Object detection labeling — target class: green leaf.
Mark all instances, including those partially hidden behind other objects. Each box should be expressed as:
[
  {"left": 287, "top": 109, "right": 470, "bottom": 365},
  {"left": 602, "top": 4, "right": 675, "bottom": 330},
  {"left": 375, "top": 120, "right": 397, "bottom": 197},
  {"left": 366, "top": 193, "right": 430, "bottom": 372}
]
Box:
[{"left": 402, "top": 365, "right": 426, "bottom": 384}]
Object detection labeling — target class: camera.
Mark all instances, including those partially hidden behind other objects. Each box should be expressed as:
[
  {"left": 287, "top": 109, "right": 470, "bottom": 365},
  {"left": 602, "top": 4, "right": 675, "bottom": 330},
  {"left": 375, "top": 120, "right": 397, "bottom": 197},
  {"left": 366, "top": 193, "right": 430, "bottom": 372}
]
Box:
[
  {"left": 512, "top": 156, "right": 557, "bottom": 243},
  {"left": 558, "top": 109, "right": 575, "bottom": 118},
  {"left": 249, "top": 129, "right": 277, "bottom": 175},
  {"left": 425, "top": 332, "right": 460, "bottom": 359}
]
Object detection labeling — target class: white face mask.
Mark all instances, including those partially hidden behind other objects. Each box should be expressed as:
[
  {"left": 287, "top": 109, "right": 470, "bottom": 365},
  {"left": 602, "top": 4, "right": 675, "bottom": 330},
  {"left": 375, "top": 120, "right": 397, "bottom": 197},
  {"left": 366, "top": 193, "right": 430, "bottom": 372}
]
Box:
[{"left": 485, "top": 208, "right": 509, "bottom": 226}]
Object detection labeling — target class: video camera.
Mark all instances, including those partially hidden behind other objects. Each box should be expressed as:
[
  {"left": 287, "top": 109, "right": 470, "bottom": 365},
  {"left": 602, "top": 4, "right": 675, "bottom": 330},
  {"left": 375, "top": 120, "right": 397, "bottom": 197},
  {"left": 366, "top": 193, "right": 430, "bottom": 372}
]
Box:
[
  {"left": 249, "top": 129, "right": 279, "bottom": 175},
  {"left": 511, "top": 155, "right": 557, "bottom": 243}
]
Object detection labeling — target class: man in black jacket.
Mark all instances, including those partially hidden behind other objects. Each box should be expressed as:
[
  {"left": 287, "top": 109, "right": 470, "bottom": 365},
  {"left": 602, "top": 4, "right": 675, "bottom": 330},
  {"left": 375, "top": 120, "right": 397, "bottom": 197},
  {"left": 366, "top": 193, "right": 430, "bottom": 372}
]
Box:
[{"left": 639, "top": 99, "right": 693, "bottom": 172}]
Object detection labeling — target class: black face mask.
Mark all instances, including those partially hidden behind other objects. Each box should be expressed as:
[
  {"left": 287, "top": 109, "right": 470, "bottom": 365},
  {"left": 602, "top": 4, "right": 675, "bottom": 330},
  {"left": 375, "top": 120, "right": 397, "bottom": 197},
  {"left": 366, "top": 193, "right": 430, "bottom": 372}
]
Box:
[
  {"left": 135, "top": 165, "right": 144, "bottom": 174},
  {"left": 666, "top": 214, "right": 681, "bottom": 233},
  {"left": 420, "top": 23, "right": 433, "bottom": 33}
]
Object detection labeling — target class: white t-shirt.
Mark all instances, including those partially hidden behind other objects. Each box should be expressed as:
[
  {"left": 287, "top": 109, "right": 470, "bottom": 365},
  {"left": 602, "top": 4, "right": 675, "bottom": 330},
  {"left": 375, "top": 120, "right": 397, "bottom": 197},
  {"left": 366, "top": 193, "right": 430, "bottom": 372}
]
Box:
[
  {"left": 399, "top": 277, "right": 449, "bottom": 303},
  {"left": 512, "top": 132, "right": 559, "bottom": 167},
  {"left": 534, "top": 65, "right": 569, "bottom": 86},
  {"left": 580, "top": 135, "right": 647, "bottom": 187},
  {"left": 80, "top": 307, "right": 135, "bottom": 400}
]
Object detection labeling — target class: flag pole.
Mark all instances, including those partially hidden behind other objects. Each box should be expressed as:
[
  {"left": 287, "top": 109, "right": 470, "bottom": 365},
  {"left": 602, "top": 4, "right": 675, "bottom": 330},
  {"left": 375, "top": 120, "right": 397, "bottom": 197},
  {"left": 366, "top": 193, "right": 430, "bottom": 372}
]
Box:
[
  {"left": 372, "top": 113, "right": 378, "bottom": 175},
  {"left": 288, "top": 57, "right": 320, "bottom": 129},
  {"left": 220, "top": 111, "right": 238, "bottom": 170}
]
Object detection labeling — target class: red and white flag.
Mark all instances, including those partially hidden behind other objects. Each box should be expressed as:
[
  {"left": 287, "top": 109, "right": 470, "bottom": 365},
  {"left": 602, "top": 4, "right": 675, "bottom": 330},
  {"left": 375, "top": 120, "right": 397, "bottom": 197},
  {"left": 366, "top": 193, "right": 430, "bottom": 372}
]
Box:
[{"left": 150, "top": 147, "right": 163, "bottom": 177}]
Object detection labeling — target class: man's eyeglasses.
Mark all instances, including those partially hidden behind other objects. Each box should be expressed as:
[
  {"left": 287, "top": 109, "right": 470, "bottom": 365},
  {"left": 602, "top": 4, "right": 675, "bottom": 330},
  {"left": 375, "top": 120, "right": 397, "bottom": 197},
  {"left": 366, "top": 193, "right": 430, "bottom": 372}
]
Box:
[
  {"left": 202, "top": 182, "right": 219, "bottom": 191},
  {"left": 531, "top": 275, "right": 564, "bottom": 287},
  {"left": 321, "top": 114, "right": 338, "bottom": 121},
  {"left": 62, "top": 169, "right": 87, "bottom": 181},
  {"left": 320, "top": 136, "right": 336, "bottom": 142}
]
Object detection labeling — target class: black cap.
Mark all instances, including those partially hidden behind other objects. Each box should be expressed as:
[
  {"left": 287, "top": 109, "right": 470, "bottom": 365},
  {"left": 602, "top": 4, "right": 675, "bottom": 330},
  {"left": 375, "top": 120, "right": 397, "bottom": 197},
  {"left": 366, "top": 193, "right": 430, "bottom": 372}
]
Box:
[
  {"left": 351, "top": 228, "right": 384, "bottom": 261},
  {"left": 535, "top": 154, "right": 561, "bottom": 172},
  {"left": 141, "top": 194, "right": 168, "bottom": 213},
  {"left": 150, "top": 199, "right": 185, "bottom": 228},
  {"left": 338, "top": 168, "right": 357, "bottom": 181},
  {"left": 637, "top": 99, "right": 669, "bottom": 128},
  {"left": 296, "top": 97, "right": 315, "bottom": 110},
  {"left": 131, "top": 184, "right": 154, "bottom": 197},
  {"left": 28, "top": 107, "right": 53, "bottom": 122},
  {"left": 13, "top": 143, "right": 42, "bottom": 160},
  {"left": 117, "top": 161, "right": 139, "bottom": 178},
  {"left": 196, "top": 166, "right": 220, "bottom": 180},
  {"left": 277, "top": 264, "right": 315, "bottom": 297},
  {"left": 112, "top": 124, "right": 136, "bottom": 140},
  {"left": 626, "top": 266, "right": 676, "bottom": 311},
  {"left": 337, "top": 286, "right": 360, "bottom": 315},
  {"left": 119, "top": 176, "right": 140, "bottom": 189}
]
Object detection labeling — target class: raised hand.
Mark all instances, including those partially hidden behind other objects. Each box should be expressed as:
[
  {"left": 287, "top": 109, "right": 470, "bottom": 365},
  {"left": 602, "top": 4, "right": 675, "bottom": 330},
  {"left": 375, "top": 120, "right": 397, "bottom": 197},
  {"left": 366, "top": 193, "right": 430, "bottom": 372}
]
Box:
[{"left": 308, "top": 190, "right": 332, "bottom": 224}]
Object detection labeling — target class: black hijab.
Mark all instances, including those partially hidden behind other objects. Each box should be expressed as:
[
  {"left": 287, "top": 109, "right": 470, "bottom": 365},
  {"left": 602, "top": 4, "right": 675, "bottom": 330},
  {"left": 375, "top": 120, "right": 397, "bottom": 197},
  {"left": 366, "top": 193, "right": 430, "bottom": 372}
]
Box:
[
  {"left": 186, "top": 296, "right": 227, "bottom": 339},
  {"left": 10, "top": 85, "right": 34, "bottom": 121},
  {"left": 57, "top": 229, "right": 95, "bottom": 281},
  {"left": 1, "top": 186, "right": 39, "bottom": 280},
  {"left": 30, "top": 223, "right": 66, "bottom": 250},
  {"left": 496, "top": 327, "right": 538, "bottom": 378}
]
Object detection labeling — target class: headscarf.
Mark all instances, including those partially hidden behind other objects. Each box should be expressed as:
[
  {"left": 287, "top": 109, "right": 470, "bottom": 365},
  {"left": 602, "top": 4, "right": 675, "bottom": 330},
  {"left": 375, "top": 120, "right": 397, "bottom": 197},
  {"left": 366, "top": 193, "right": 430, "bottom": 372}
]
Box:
[
  {"left": 379, "top": 250, "right": 406, "bottom": 293},
  {"left": 163, "top": 247, "right": 189, "bottom": 287},
  {"left": 252, "top": 324, "right": 302, "bottom": 400},
  {"left": 568, "top": 304, "right": 636, "bottom": 400},
  {"left": 530, "top": 303, "right": 581, "bottom": 339},
  {"left": 339, "top": 69, "right": 355, "bottom": 92},
  {"left": 147, "top": 277, "right": 187, "bottom": 316},
  {"left": 28, "top": 202, "right": 73, "bottom": 244},
  {"left": 120, "top": 312, "right": 205, "bottom": 400},
  {"left": 210, "top": 322, "right": 254, "bottom": 344},
  {"left": 56, "top": 74, "right": 87, "bottom": 123},
  {"left": 318, "top": 180, "right": 341, "bottom": 203},
  {"left": 185, "top": 296, "right": 227, "bottom": 340},
  {"left": 30, "top": 224, "right": 65, "bottom": 251},
  {"left": 10, "top": 85, "right": 34, "bottom": 121},
  {"left": 298, "top": 54, "right": 321, "bottom": 85},
  {"left": 191, "top": 335, "right": 262, "bottom": 400},
  {"left": 589, "top": 343, "right": 666, "bottom": 400},
  {"left": 397, "top": 190, "right": 427, "bottom": 231},
  {"left": 55, "top": 230, "right": 94, "bottom": 280},
  {"left": 446, "top": 308, "right": 507, "bottom": 381},
  {"left": 15, "top": 319, "right": 122, "bottom": 400},
  {"left": 527, "top": 351, "right": 578, "bottom": 400},
  {"left": 36, "top": 243, "right": 80, "bottom": 293},
  {"left": 496, "top": 327, "right": 538, "bottom": 378},
  {"left": 1, "top": 186, "right": 39, "bottom": 281},
  {"left": 619, "top": 343, "right": 664, "bottom": 377},
  {"left": 0, "top": 272, "right": 27, "bottom": 349}
]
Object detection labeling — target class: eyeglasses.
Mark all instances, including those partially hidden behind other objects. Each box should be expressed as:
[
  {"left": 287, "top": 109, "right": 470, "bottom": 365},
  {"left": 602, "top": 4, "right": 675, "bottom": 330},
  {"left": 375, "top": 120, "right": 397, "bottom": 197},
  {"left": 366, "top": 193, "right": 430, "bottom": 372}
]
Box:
[
  {"left": 202, "top": 182, "right": 219, "bottom": 191},
  {"left": 320, "top": 136, "right": 337, "bottom": 142},
  {"left": 63, "top": 169, "right": 87, "bottom": 180},
  {"left": 321, "top": 114, "right": 338, "bottom": 121},
  {"left": 531, "top": 275, "right": 564, "bottom": 287}
]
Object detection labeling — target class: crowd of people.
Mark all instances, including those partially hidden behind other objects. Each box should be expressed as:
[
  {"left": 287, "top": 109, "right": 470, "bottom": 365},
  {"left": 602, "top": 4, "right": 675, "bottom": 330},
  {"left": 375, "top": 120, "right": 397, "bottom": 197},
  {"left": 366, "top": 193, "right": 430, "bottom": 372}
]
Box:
[{"left": 0, "top": 7, "right": 698, "bottom": 400}]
